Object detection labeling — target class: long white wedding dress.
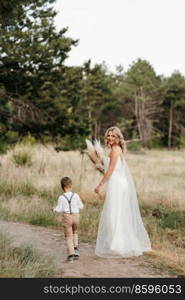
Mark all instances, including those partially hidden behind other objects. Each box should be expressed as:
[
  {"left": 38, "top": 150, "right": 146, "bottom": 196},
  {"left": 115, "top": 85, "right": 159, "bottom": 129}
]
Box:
[{"left": 95, "top": 155, "right": 151, "bottom": 257}]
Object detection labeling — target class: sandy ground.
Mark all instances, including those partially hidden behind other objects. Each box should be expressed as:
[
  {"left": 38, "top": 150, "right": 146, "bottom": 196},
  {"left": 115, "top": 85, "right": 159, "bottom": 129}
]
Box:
[{"left": 0, "top": 219, "right": 174, "bottom": 278}]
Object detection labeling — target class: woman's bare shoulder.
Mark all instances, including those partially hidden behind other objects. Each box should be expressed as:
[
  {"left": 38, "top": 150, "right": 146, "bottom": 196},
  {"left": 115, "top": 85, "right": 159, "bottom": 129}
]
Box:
[
  {"left": 110, "top": 145, "right": 122, "bottom": 156},
  {"left": 112, "top": 145, "right": 122, "bottom": 153}
]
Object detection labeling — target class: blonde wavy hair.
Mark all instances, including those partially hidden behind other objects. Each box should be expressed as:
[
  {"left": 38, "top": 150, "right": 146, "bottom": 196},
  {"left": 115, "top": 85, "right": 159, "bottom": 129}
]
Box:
[{"left": 105, "top": 126, "right": 126, "bottom": 154}]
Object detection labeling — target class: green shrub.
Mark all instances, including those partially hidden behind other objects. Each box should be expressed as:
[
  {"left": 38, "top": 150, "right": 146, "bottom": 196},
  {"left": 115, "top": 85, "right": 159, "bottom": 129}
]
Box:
[
  {"left": 149, "top": 135, "right": 163, "bottom": 149},
  {"left": 12, "top": 150, "right": 33, "bottom": 167},
  {"left": 0, "top": 140, "right": 9, "bottom": 154},
  {"left": 0, "top": 130, "right": 18, "bottom": 154},
  {"left": 55, "top": 134, "right": 88, "bottom": 151},
  {"left": 179, "top": 136, "right": 185, "bottom": 149},
  {"left": 160, "top": 211, "right": 185, "bottom": 230},
  {"left": 6, "top": 131, "right": 19, "bottom": 143},
  {"left": 152, "top": 206, "right": 185, "bottom": 230},
  {"left": 40, "top": 134, "right": 53, "bottom": 144},
  {"left": 20, "top": 133, "right": 36, "bottom": 145},
  {"left": 127, "top": 141, "right": 142, "bottom": 151}
]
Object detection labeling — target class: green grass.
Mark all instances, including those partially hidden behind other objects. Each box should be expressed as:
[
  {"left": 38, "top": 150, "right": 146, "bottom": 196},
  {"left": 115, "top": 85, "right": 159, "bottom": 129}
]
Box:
[
  {"left": 0, "top": 181, "right": 60, "bottom": 200},
  {"left": 0, "top": 181, "right": 38, "bottom": 198},
  {"left": 80, "top": 207, "right": 101, "bottom": 242},
  {"left": 0, "top": 145, "right": 184, "bottom": 277},
  {"left": 12, "top": 150, "right": 33, "bottom": 167},
  {"left": 29, "top": 213, "right": 59, "bottom": 227},
  {"left": 160, "top": 210, "right": 185, "bottom": 230},
  {"left": 0, "top": 231, "right": 56, "bottom": 277}
]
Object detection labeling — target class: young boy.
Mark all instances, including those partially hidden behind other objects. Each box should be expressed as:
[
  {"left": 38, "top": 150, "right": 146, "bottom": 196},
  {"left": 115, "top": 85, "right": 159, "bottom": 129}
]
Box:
[{"left": 53, "top": 177, "right": 84, "bottom": 263}]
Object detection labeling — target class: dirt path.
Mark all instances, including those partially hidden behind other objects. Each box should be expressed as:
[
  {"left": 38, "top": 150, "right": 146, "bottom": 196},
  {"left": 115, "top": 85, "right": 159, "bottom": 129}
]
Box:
[{"left": 0, "top": 220, "right": 173, "bottom": 278}]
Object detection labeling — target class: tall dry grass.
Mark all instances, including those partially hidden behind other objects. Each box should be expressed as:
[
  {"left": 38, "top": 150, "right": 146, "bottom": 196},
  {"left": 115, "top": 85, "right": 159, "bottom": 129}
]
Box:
[
  {"left": 0, "top": 230, "right": 55, "bottom": 277},
  {"left": 1, "top": 144, "right": 184, "bottom": 207},
  {"left": 0, "top": 143, "right": 185, "bottom": 276}
]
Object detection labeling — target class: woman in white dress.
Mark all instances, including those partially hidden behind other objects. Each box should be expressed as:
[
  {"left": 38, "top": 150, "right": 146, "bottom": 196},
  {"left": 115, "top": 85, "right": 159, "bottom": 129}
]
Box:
[{"left": 94, "top": 126, "right": 151, "bottom": 257}]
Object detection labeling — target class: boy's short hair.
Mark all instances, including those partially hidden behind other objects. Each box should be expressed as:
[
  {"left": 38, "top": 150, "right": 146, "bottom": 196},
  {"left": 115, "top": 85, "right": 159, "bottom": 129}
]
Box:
[{"left": 61, "top": 177, "right": 72, "bottom": 190}]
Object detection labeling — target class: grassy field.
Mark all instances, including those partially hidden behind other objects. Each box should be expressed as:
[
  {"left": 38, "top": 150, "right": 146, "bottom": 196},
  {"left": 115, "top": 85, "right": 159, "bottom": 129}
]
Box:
[
  {"left": 0, "top": 230, "right": 55, "bottom": 277},
  {"left": 0, "top": 143, "right": 185, "bottom": 277}
]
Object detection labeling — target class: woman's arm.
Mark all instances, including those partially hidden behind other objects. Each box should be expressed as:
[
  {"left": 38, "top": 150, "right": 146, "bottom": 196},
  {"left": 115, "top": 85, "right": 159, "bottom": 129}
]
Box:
[{"left": 94, "top": 146, "right": 120, "bottom": 193}]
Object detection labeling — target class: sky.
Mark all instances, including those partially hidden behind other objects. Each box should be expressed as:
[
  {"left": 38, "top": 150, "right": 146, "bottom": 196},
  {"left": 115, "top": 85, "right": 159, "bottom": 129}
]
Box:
[{"left": 54, "top": 0, "right": 185, "bottom": 76}]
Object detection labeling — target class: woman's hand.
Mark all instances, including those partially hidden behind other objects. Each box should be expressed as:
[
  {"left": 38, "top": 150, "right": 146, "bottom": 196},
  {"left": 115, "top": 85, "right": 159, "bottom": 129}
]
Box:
[{"left": 94, "top": 184, "right": 103, "bottom": 194}]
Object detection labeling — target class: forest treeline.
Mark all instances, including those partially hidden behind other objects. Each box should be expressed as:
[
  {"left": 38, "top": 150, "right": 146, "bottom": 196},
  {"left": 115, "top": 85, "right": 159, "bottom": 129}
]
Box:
[{"left": 0, "top": 0, "right": 185, "bottom": 152}]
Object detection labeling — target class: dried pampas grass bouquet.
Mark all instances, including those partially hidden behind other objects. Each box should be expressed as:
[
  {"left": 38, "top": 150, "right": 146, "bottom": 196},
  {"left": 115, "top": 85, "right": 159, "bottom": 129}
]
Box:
[{"left": 85, "top": 139, "right": 105, "bottom": 174}]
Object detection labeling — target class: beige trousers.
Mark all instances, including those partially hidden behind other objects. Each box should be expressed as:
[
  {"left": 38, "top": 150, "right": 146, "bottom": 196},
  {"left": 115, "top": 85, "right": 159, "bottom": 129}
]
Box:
[{"left": 63, "top": 213, "right": 80, "bottom": 256}]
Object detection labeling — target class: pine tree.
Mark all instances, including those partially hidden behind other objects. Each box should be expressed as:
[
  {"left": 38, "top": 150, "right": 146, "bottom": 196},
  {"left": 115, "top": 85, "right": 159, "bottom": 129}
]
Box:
[
  {"left": 0, "top": 0, "right": 77, "bottom": 144},
  {"left": 123, "top": 59, "right": 162, "bottom": 148},
  {"left": 81, "top": 60, "right": 117, "bottom": 140},
  {"left": 161, "top": 72, "right": 185, "bottom": 148}
]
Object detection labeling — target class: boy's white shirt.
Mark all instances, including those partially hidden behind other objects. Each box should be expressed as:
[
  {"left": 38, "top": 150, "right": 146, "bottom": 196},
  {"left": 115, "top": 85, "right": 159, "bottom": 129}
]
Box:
[{"left": 53, "top": 192, "right": 83, "bottom": 213}]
